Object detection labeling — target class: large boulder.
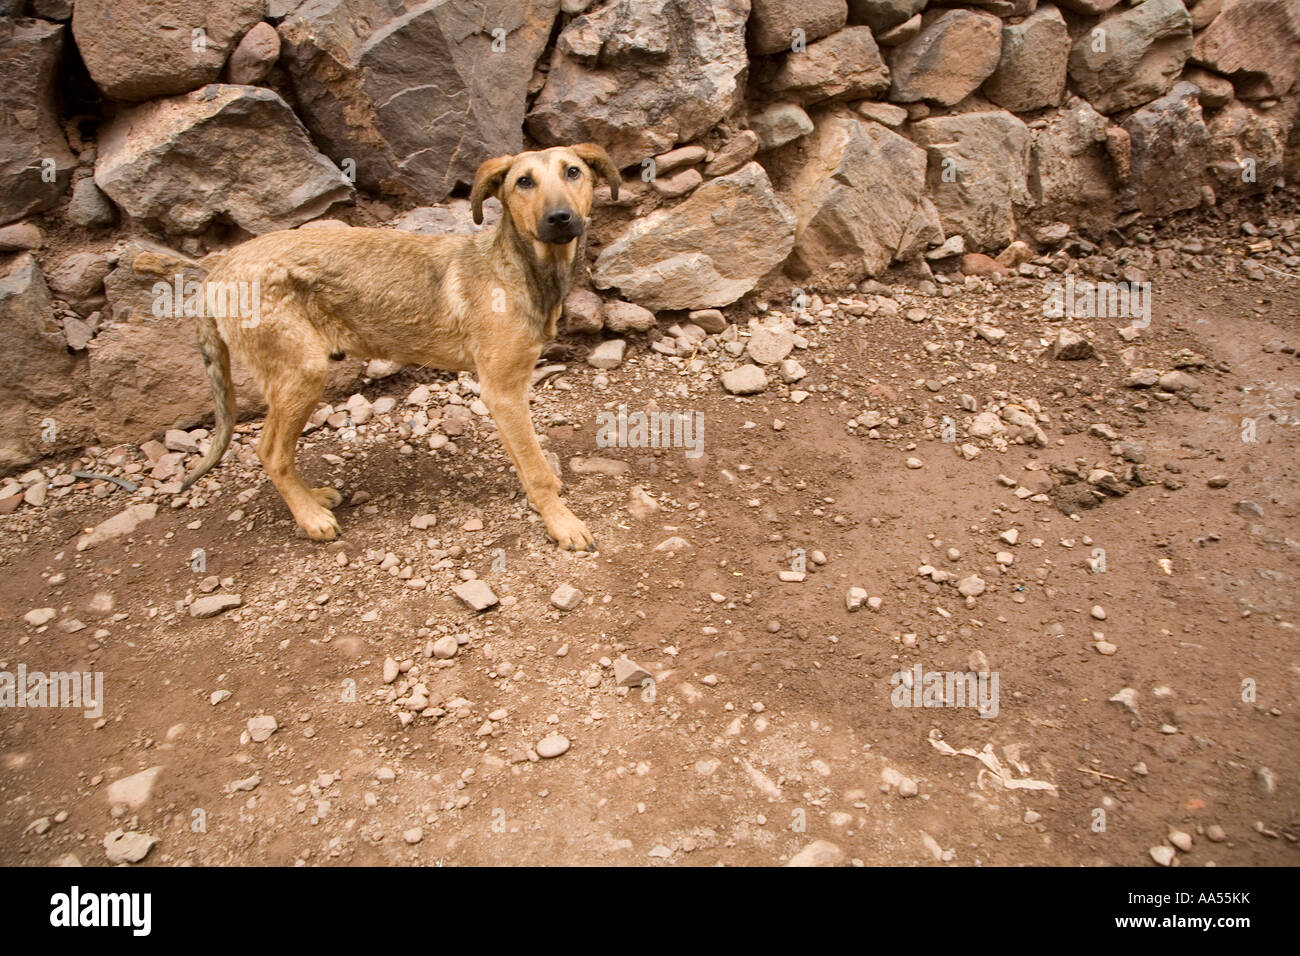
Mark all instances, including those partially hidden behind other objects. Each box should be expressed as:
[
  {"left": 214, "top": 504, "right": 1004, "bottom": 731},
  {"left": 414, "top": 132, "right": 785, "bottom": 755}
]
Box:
[
  {"left": 1028, "top": 97, "right": 1119, "bottom": 231},
  {"left": 527, "top": 0, "right": 749, "bottom": 167},
  {"left": 981, "top": 5, "right": 1070, "bottom": 114},
  {"left": 887, "top": 9, "right": 1003, "bottom": 107},
  {"left": 909, "top": 110, "right": 1033, "bottom": 250},
  {"left": 281, "top": 0, "right": 558, "bottom": 204},
  {"left": 847, "top": 0, "right": 927, "bottom": 34},
  {"left": 1121, "top": 81, "right": 1209, "bottom": 217},
  {"left": 0, "top": 19, "right": 76, "bottom": 226},
  {"left": 1068, "top": 0, "right": 1192, "bottom": 115},
  {"left": 0, "top": 255, "right": 91, "bottom": 472},
  {"left": 1205, "top": 99, "right": 1289, "bottom": 196},
  {"left": 593, "top": 162, "right": 797, "bottom": 310},
  {"left": 748, "top": 0, "right": 847, "bottom": 55},
  {"left": 1192, "top": 0, "right": 1300, "bottom": 100},
  {"left": 94, "top": 85, "right": 354, "bottom": 236},
  {"left": 72, "top": 0, "right": 265, "bottom": 101},
  {"left": 767, "top": 26, "right": 890, "bottom": 105},
  {"left": 778, "top": 110, "right": 942, "bottom": 283}
]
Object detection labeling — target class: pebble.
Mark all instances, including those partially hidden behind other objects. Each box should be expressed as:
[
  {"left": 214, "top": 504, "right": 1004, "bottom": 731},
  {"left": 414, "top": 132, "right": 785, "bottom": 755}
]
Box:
[
  {"left": 190, "top": 593, "right": 243, "bottom": 618},
  {"left": 1149, "top": 845, "right": 1175, "bottom": 867},
  {"left": 103, "top": 830, "right": 156, "bottom": 865},
  {"left": 721, "top": 365, "right": 768, "bottom": 395},
  {"left": 550, "top": 583, "right": 583, "bottom": 611},
  {"left": 1169, "top": 829, "right": 1193, "bottom": 852},
  {"left": 786, "top": 839, "right": 844, "bottom": 867},
  {"left": 536, "top": 734, "right": 570, "bottom": 758},
  {"left": 614, "top": 657, "right": 652, "bottom": 687},
  {"left": 452, "top": 579, "right": 498, "bottom": 611},
  {"left": 247, "top": 715, "right": 278, "bottom": 743},
  {"left": 432, "top": 636, "right": 459, "bottom": 659},
  {"left": 24, "top": 607, "right": 56, "bottom": 627}
]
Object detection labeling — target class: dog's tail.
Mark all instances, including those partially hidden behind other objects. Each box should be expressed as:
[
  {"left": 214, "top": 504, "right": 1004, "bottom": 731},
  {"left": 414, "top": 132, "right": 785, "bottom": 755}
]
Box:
[
  {"left": 179, "top": 312, "right": 236, "bottom": 492},
  {"left": 128, "top": 251, "right": 238, "bottom": 492},
  {"left": 133, "top": 250, "right": 235, "bottom": 493}
]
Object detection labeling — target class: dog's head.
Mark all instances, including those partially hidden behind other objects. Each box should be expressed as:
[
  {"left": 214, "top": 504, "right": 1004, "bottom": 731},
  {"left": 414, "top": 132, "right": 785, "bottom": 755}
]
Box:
[{"left": 470, "top": 144, "right": 620, "bottom": 244}]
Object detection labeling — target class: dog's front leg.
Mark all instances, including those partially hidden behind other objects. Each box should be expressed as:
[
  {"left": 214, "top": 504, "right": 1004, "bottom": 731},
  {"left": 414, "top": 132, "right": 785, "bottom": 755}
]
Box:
[{"left": 478, "top": 356, "right": 594, "bottom": 551}]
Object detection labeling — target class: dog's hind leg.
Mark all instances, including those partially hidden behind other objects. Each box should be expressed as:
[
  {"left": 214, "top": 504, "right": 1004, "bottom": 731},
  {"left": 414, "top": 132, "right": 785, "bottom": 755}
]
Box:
[{"left": 257, "top": 357, "right": 339, "bottom": 540}]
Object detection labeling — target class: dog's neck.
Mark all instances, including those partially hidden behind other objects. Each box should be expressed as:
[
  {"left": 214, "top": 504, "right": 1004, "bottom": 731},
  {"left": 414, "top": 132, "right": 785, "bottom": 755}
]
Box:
[{"left": 491, "top": 212, "right": 577, "bottom": 339}]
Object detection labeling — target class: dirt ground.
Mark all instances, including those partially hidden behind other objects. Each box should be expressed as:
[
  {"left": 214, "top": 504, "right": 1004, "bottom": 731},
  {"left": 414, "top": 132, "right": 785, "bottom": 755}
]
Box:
[{"left": 2, "top": 204, "right": 1298, "bottom": 867}]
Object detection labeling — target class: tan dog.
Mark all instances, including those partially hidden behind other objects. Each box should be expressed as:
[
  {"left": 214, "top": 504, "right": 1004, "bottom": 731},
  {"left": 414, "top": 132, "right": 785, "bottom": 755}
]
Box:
[{"left": 174, "top": 143, "right": 620, "bottom": 550}]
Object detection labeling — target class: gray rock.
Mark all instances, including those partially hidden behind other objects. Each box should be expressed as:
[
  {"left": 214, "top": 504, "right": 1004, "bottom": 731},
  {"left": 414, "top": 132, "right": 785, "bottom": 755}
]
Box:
[
  {"left": 594, "top": 163, "right": 796, "bottom": 311},
  {"left": 1067, "top": 0, "right": 1192, "bottom": 115},
  {"left": 910, "top": 111, "right": 1032, "bottom": 251},
  {"left": 586, "top": 339, "right": 627, "bottom": 370},
  {"left": 981, "top": 5, "right": 1070, "bottom": 113},
  {"left": 528, "top": 0, "right": 749, "bottom": 167},
  {"left": 0, "top": 20, "right": 75, "bottom": 225},
  {"left": 780, "top": 110, "right": 941, "bottom": 283},
  {"left": 73, "top": 0, "right": 263, "bottom": 100},
  {"left": 95, "top": 86, "right": 353, "bottom": 236},
  {"left": 750, "top": 103, "right": 814, "bottom": 151},
  {"left": 887, "top": 9, "right": 1003, "bottom": 107},
  {"left": 66, "top": 178, "right": 116, "bottom": 228},
  {"left": 283, "top": 0, "right": 559, "bottom": 203}
]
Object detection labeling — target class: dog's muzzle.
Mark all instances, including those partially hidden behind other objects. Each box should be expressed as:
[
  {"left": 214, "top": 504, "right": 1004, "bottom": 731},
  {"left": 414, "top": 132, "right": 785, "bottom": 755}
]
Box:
[{"left": 538, "top": 207, "right": 583, "bottom": 244}]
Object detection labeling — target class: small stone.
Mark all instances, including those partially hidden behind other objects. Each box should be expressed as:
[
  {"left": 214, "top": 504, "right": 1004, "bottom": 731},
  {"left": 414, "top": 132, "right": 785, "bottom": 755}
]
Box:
[
  {"left": 721, "top": 365, "right": 768, "bottom": 395},
  {"left": 432, "top": 636, "right": 458, "bottom": 659},
  {"left": 537, "top": 734, "right": 570, "bottom": 758},
  {"left": 1090, "top": 605, "right": 1106, "bottom": 620},
  {"left": 1050, "top": 328, "right": 1095, "bottom": 360},
  {"left": 403, "top": 827, "right": 423, "bottom": 845},
  {"left": 246, "top": 715, "right": 278, "bottom": 743},
  {"left": 1169, "top": 829, "right": 1193, "bottom": 852},
  {"left": 190, "top": 593, "right": 243, "bottom": 618},
  {"left": 103, "top": 830, "right": 156, "bottom": 864},
  {"left": 613, "top": 657, "right": 652, "bottom": 687},
  {"left": 550, "top": 583, "right": 583, "bottom": 611},
  {"left": 106, "top": 766, "right": 162, "bottom": 810},
  {"left": 1206, "top": 824, "right": 1227, "bottom": 843},
  {"left": 786, "top": 839, "right": 844, "bottom": 867},
  {"left": 452, "top": 579, "right": 498, "bottom": 611},
  {"left": 1149, "top": 845, "right": 1175, "bottom": 867},
  {"left": 24, "top": 607, "right": 56, "bottom": 627},
  {"left": 586, "top": 339, "right": 627, "bottom": 370}
]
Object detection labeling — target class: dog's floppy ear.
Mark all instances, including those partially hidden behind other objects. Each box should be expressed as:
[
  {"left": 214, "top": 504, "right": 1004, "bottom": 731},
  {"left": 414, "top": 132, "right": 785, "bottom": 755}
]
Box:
[
  {"left": 471, "top": 154, "right": 513, "bottom": 225},
  {"left": 571, "top": 143, "right": 620, "bottom": 202}
]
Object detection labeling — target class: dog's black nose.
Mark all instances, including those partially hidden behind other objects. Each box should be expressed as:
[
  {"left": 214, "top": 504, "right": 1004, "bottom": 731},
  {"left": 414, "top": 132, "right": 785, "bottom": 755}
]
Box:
[{"left": 538, "top": 207, "right": 582, "bottom": 243}]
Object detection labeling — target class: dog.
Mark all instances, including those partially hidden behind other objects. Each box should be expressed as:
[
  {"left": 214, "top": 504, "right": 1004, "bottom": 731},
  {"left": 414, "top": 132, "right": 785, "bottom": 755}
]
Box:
[{"left": 168, "top": 143, "right": 620, "bottom": 550}]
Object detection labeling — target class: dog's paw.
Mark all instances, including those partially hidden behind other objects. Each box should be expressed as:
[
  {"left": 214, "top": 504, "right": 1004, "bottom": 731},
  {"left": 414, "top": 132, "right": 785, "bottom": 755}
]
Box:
[
  {"left": 297, "top": 506, "right": 340, "bottom": 541},
  {"left": 546, "top": 509, "right": 594, "bottom": 551},
  {"left": 312, "top": 486, "right": 343, "bottom": 509}
]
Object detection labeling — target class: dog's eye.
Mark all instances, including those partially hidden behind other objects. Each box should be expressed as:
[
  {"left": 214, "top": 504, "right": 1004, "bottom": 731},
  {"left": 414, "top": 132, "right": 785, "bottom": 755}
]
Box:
[
  {"left": 565, "top": 165, "right": 582, "bottom": 180},
  {"left": 516, "top": 175, "right": 534, "bottom": 189}
]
